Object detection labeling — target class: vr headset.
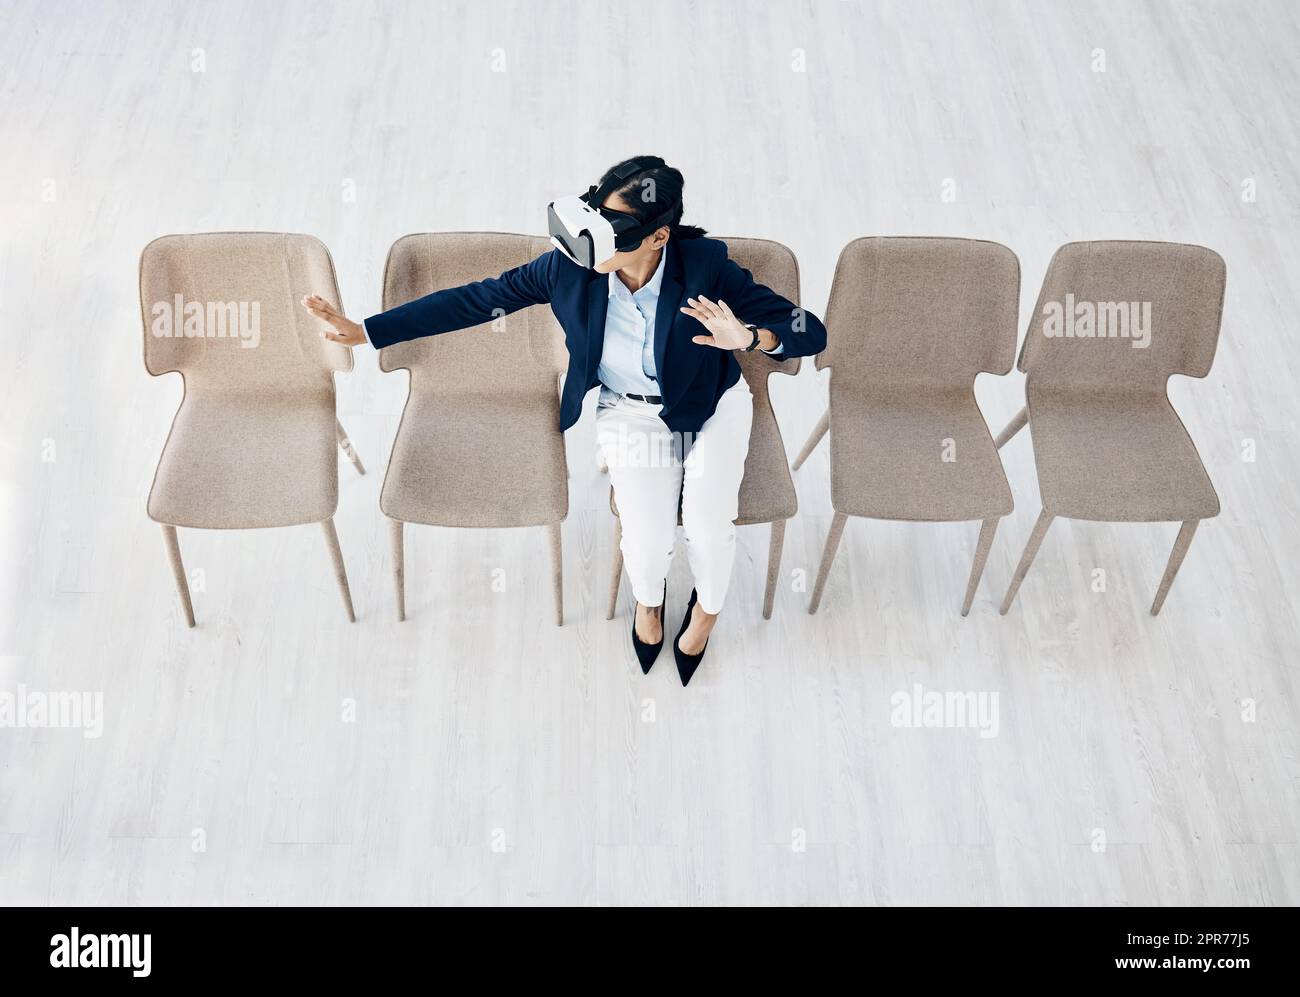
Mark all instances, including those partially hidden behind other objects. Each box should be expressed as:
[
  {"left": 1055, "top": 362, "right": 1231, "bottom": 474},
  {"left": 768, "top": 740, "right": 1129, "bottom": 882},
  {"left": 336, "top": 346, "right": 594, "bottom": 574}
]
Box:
[{"left": 547, "top": 156, "right": 678, "bottom": 269}]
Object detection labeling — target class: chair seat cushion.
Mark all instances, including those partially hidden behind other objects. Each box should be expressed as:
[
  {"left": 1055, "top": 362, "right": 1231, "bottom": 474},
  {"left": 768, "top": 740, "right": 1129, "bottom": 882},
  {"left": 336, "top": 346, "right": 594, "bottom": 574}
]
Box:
[
  {"left": 148, "top": 388, "right": 338, "bottom": 529},
  {"left": 829, "top": 387, "right": 1013, "bottom": 522},
  {"left": 1027, "top": 388, "right": 1219, "bottom": 522},
  {"left": 736, "top": 404, "right": 798, "bottom": 523},
  {"left": 382, "top": 392, "right": 568, "bottom": 527}
]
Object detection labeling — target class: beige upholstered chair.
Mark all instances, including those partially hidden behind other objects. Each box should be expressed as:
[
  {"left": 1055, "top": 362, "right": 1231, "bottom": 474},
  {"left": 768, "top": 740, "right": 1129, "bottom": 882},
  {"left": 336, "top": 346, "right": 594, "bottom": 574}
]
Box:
[
  {"left": 994, "top": 241, "right": 1226, "bottom": 615},
  {"left": 141, "top": 232, "right": 363, "bottom": 627},
  {"left": 803, "top": 237, "right": 1020, "bottom": 615},
  {"left": 379, "top": 233, "right": 569, "bottom": 624},
  {"left": 605, "top": 237, "right": 802, "bottom": 621}
]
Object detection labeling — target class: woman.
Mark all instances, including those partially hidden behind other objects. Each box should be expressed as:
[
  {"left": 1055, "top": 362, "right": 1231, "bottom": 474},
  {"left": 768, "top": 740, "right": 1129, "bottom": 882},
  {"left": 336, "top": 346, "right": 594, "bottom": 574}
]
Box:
[{"left": 302, "top": 156, "right": 826, "bottom": 685}]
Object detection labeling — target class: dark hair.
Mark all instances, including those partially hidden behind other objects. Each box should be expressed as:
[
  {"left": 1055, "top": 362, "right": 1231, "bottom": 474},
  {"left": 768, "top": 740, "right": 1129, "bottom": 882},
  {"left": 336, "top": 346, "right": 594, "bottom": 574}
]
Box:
[{"left": 596, "top": 155, "right": 707, "bottom": 240}]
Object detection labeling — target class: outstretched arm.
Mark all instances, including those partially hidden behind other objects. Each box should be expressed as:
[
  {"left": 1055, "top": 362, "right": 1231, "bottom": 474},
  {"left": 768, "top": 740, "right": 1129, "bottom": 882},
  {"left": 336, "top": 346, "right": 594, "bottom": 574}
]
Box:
[{"left": 301, "top": 251, "right": 558, "bottom": 349}]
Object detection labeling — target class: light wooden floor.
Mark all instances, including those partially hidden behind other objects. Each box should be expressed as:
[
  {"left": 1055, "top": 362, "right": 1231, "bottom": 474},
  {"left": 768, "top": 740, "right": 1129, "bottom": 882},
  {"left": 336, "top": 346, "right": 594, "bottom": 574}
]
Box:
[{"left": 2, "top": 0, "right": 1298, "bottom": 905}]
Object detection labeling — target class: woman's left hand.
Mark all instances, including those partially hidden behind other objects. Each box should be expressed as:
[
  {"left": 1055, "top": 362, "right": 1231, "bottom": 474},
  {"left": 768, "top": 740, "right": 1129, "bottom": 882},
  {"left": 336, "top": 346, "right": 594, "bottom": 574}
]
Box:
[{"left": 680, "top": 296, "right": 752, "bottom": 350}]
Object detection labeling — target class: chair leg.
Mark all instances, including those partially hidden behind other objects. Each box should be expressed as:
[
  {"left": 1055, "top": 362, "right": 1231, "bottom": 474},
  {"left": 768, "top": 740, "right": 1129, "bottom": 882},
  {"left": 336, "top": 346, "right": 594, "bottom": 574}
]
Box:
[
  {"left": 999, "top": 510, "right": 1054, "bottom": 615},
  {"left": 606, "top": 516, "right": 624, "bottom": 620},
  {"left": 389, "top": 518, "right": 405, "bottom": 622},
  {"left": 548, "top": 522, "right": 564, "bottom": 626},
  {"left": 336, "top": 417, "right": 365, "bottom": 475},
  {"left": 160, "top": 524, "right": 196, "bottom": 628},
  {"left": 960, "top": 517, "right": 1000, "bottom": 617},
  {"left": 1151, "top": 519, "right": 1199, "bottom": 616},
  {"left": 809, "top": 512, "right": 848, "bottom": 614},
  {"left": 763, "top": 519, "right": 787, "bottom": 620},
  {"left": 791, "top": 408, "right": 830, "bottom": 471},
  {"left": 993, "top": 405, "right": 1029, "bottom": 449},
  {"left": 321, "top": 518, "right": 356, "bottom": 622}
]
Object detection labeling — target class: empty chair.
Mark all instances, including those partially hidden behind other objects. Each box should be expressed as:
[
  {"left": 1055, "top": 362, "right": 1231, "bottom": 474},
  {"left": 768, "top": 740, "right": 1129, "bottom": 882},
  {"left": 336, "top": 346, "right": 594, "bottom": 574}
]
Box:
[
  {"left": 994, "top": 241, "right": 1226, "bottom": 616},
  {"left": 604, "top": 237, "right": 803, "bottom": 621},
  {"left": 804, "top": 237, "right": 1020, "bottom": 615},
  {"left": 378, "top": 233, "right": 569, "bottom": 624},
  {"left": 141, "top": 232, "right": 363, "bottom": 626}
]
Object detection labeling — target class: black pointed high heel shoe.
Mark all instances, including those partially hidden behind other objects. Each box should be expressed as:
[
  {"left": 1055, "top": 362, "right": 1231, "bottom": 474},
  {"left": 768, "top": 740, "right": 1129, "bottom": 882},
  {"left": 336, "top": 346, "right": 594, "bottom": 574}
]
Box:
[
  {"left": 632, "top": 586, "right": 666, "bottom": 674},
  {"left": 673, "top": 588, "right": 710, "bottom": 687}
]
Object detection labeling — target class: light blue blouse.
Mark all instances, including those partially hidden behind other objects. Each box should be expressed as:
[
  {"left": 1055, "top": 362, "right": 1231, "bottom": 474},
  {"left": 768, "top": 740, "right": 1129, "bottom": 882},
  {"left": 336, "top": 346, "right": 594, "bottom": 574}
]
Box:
[
  {"left": 597, "top": 248, "right": 668, "bottom": 396},
  {"left": 596, "top": 248, "right": 784, "bottom": 397}
]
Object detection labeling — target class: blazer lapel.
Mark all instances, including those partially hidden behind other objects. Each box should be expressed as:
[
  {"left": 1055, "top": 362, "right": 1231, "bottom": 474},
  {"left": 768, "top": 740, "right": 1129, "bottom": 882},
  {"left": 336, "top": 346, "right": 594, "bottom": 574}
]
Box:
[
  {"left": 583, "top": 273, "right": 609, "bottom": 383},
  {"left": 653, "top": 240, "right": 686, "bottom": 383}
]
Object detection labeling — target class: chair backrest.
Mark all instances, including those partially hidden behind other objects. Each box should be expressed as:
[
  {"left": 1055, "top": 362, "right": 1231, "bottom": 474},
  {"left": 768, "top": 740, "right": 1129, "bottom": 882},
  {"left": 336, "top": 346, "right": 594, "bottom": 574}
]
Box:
[
  {"left": 140, "top": 232, "right": 352, "bottom": 387},
  {"left": 716, "top": 236, "right": 803, "bottom": 387},
  {"left": 378, "top": 232, "right": 566, "bottom": 389},
  {"left": 819, "top": 237, "right": 1019, "bottom": 386},
  {"left": 716, "top": 237, "right": 803, "bottom": 521},
  {"left": 1018, "top": 241, "right": 1225, "bottom": 389}
]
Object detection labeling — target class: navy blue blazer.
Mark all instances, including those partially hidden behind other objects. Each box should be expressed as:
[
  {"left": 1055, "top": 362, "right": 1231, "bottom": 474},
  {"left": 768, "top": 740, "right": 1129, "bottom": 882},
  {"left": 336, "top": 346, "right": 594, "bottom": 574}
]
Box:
[{"left": 363, "top": 236, "right": 827, "bottom": 434}]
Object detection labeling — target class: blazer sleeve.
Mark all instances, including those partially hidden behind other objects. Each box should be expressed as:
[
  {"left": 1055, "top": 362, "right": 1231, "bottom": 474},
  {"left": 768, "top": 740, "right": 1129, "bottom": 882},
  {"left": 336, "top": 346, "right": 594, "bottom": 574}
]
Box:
[
  {"left": 364, "top": 250, "right": 559, "bottom": 350},
  {"left": 715, "top": 257, "right": 827, "bottom": 359}
]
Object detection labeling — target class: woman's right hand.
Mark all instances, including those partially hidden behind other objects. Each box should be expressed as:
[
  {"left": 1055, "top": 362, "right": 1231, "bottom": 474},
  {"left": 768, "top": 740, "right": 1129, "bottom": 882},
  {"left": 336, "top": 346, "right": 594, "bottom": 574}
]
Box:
[{"left": 301, "top": 294, "right": 366, "bottom": 346}]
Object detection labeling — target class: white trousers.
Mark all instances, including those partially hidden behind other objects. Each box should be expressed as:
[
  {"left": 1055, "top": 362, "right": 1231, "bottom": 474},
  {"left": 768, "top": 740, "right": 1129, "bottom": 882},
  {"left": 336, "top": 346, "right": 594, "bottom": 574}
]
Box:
[{"left": 596, "top": 377, "right": 753, "bottom": 615}]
